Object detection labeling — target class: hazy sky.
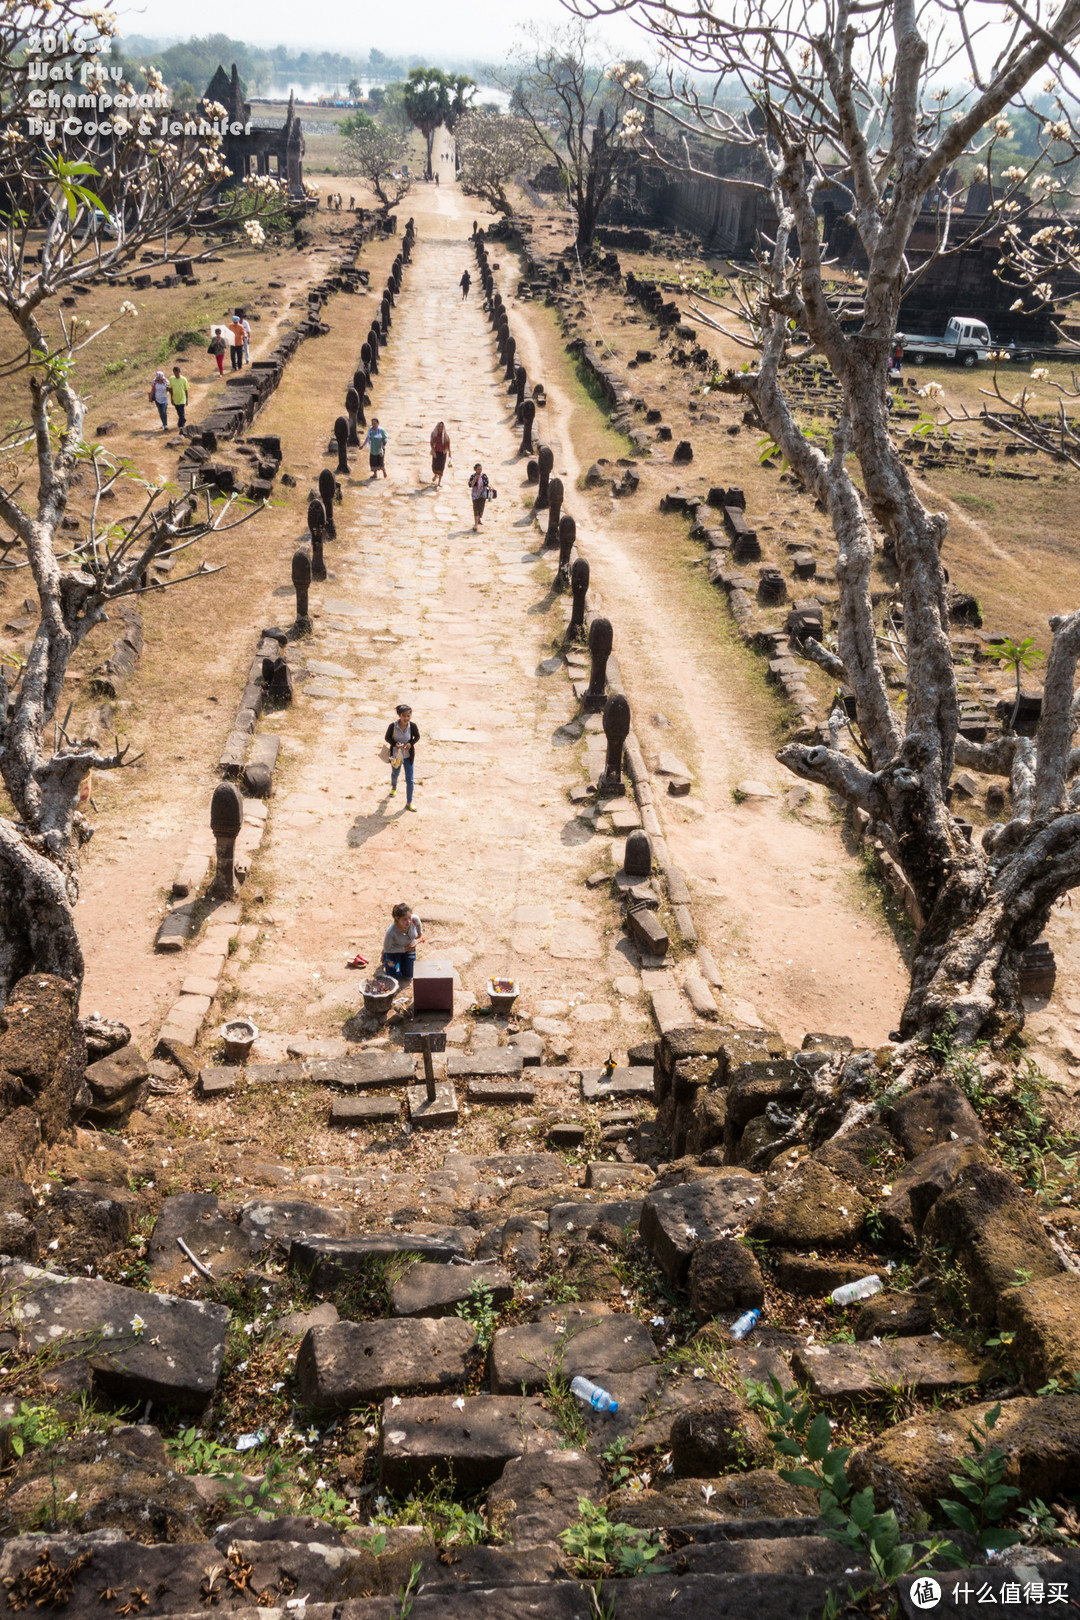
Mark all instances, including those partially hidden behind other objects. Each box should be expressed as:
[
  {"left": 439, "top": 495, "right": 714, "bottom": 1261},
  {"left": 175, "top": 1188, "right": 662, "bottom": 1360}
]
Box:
[{"left": 115, "top": 0, "right": 644, "bottom": 64}]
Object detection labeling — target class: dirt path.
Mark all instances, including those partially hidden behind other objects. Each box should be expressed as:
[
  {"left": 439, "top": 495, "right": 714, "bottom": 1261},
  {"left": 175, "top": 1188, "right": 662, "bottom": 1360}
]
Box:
[
  {"left": 218, "top": 180, "right": 658, "bottom": 1064},
  {"left": 500, "top": 235, "right": 910, "bottom": 1047}
]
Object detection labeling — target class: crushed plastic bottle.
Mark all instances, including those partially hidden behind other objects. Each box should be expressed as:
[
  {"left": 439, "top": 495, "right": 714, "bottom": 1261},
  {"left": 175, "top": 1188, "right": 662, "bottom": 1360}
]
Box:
[
  {"left": 729, "top": 1308, "right": 761, "bottom": 1341},
  {"left": 235, "top": 1428, "right": 267, "bottom": 1452},
  {"left": 830, "top": 1274, "right": 883, "bottom": 1307},
  {"left": 570, "top": 1375, "right": 618, "bottom": 1414}
]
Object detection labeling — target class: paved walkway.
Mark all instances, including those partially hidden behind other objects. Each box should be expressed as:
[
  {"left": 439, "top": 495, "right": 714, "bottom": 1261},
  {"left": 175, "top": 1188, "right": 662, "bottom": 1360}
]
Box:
[{"left": 228, "top": 191, "right": 657, "bottom": 1063}]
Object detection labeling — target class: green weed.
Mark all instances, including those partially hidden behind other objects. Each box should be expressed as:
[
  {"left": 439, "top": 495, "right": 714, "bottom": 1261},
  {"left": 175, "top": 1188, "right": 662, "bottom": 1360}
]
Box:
[{"left": 558, "top": 1498, "right": 665, "bottom": 1578}]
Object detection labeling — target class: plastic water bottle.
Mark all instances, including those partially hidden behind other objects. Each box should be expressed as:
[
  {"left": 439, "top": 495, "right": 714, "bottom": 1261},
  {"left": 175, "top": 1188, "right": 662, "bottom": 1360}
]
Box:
[
  {"left": 729, "top": 1308, "right": 761, "bottom": 1341},
  {"left": 831, "top": 1275, "right": 883, "bottom": 1306},
  {"left": 570, "top": 1375, "right": 618, "bottom": 1414}
]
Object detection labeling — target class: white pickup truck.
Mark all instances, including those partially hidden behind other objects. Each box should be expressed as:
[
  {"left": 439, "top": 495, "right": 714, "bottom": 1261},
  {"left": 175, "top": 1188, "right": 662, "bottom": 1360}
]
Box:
[{"left": 897, "top": 316, "right": 993, "bottom": 367}]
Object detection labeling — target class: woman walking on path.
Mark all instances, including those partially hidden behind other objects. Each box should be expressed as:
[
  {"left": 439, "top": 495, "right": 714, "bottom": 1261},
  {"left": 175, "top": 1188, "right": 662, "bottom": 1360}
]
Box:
[
  {"left": 430, "top": 422, "right": 451, "bottom": 487},
  {"left": 208, "top": 330, "right": 226, "bottom": 375},
  {"left": 468, "top": 463, "right": 492, "bottom": 531},
  {"left": 236, "top": 308, "right": 251, "bottom": 365},
  {"left": 148, "top": 368, "right": 169, "bottom": 430},
  {"left": 364, "top": 418, "right": 389, "bottom": 478},
  {"left": 459, "top": 269, "right": 471, "bottom": 301},
  {"left": 385, "top": 703, "right": 419, "bottom": 810}
]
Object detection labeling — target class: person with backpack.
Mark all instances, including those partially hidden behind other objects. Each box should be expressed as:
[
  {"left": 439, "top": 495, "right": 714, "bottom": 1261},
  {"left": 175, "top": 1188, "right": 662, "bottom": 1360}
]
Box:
[
  {"left": 429, "top": 421, "right": 451, "bottom": 487},
  {"left": 364, "top": 418, "right": 389, "bottom": 478},
  {"left": 468, "top": 463, "right": 494, "bottom": 531},
  {"left": 208, "top": 329, "right": 226, "bottom": 375},
  {"left": 148, "top": 368, "right": 169, "bottom": 430}
]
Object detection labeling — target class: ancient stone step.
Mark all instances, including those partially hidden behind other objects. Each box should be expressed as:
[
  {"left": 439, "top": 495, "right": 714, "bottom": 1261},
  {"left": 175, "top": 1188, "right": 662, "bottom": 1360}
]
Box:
[
  {"left": 329, "top": 1095, "right": 402, "bottom": 1125},
  {"left": 379, "top": 1393, "right": 559, "bottom": 1492},
  {"left": 310, "top": 1052, "right": 416, "bottom": 1088},
  {"left": 489, "top": 1304, "right": 657, "bottom": 1393},
  {"left": 466, "top": 1078, "right": 537, "bottom": 1105},
  {"left": 391, "top": 1260, "right": 514, "bottom": 1317},
  {"left": 640, "top": 1173, "right": 766, "bottom": 1283},
  {"left": 296, "top": 1316, "right": 476, "bottom": 1407},
  {"left": 147, "top": 1192, "right": 255, "bottom": 1289},
  {"left": 0, "top": 1261, "right": 228, "bottom": 1411},
  {"left": 446, "top": 1052, "right": 525, "bottom": 1079},
  {"left": 288, "top": 1231, "right": 467, "bottom": 1290},
  {"left": 548, "top": 1198, "right": 644, "bottom": 1238},
  {"left": 239, "top": 1198, "right": 350, "bottom": 1256},
  {"left": 585, "top": 1162, "right": 655, "bottom": 1191},
  {"left": 580, "top": 1065, "right": 655, "bottom": 1101},
  {"left": 791, "top": 1335, "right": 994, "bottom": 1402}
]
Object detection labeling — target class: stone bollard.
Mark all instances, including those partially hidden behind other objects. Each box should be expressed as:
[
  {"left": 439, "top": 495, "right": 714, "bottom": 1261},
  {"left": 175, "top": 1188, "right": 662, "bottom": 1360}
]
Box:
[
  {"left": 526, "top": 458, "right": 539, "bottom": 484},
  {"left": 545, "top": 478, "right": 564, "bottom": 546},
  {"left": 513, "top": 366, "right": 527, "bottom": 414},
  {"left": 556, "top": 512, "right": 576, "bottom": 583},
  {"left": 308, "top": 500, "right": 327, "bottom": 581},
  {"left": 353, "top": 367, "right": 369, "bottom": 426},
  {"left": 367, "top": 326, "right": 380, "bottom": 372},
  {"left": 360, "top": 343, "right": 373, "bottom": 379},
  {"left": 624, "top": 828, "right": 652, "bottom": 879},
  {"left": 334, "top": 417, "right": 350, "bottom": 475},
  {"left": 262, "top": 634, "right": 293, "bottom": 708},
  {"left": 346, "top": 387, "right": 360, "bottom": 447},
  {"left": 599, "top": 693, "right": 631, "bottom": 797},
  {"left": 209, "top": 781, "right": 244, "bottom": 899},
  {"left": 584, "top": 616, "right": 613, "bottom": 711},
  {"left": 318, "top": 469, "right": 338, "bottom": 539},
  {"left": 503, "top": 335, "right": 516, "bottom": 382},
  {"left": 568, "top": 555, "right": 590, "bottom": 632},
  {"left": 535, "top": 445, "right": 554, "bottom": 510},
  {"left": 520, "top": 398, "right": 536, "bottom": 455},
  {"left": 380, "top": 296, "right": 391, "bottom": 337},
  {"left": 291, "top": 548, "right": 312, "bottom": 636}
]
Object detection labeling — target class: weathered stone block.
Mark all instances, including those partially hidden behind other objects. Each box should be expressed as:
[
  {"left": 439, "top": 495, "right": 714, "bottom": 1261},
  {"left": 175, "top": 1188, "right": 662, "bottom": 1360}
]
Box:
[
  {"left": 641, "top": 1173, "right": 765, "bottom": 1283},
  {"left": 379, "top": 1394, "right": 558, "bottom": 1492},
  {"left": 296, "top": 1317, "right": 475, "bottom": 1407},
  {"left": 0, "top": 1262, "right": 228, "bottom": 1410}
]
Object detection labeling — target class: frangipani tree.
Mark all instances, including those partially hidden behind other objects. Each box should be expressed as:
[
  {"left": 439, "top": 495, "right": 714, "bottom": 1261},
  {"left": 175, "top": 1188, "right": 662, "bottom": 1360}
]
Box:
[
  {"left": 0, "top": 0, "right": 275, "bottom": 1005},
  {"left": 573, "top": 0, "right": 1080, "bottom": 1044}
]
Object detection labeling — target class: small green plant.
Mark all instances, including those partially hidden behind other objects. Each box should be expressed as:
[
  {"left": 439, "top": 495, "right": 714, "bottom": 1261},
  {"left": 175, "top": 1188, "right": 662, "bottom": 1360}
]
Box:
[
  {"left": 456, "top": 1280, "right": 499, "bottom": 1350},
  {"left": 602, "top": 1436, "right": 634, "bottom": 1491},
  {"left": 753, "top": 1376, "right": 961, "bottom": 1587},
  {"left": 926, "top": 1010, "right": 958, "bottom": 1062},
  {"left": 1, "top": 1401, "right": 68, "bottom": 1458},
  {"left": 559, "top": 1498, "right": 665, "bottom": 1578},
  {"left": 397, "top": 1560, "right": 422, "bottom": 1619},
  {"left": 102, "top": 357, "right": 128, "bottom": 376},
  {"left": 936, "top": 1404, "right": 1021, "bottom": 1551}
]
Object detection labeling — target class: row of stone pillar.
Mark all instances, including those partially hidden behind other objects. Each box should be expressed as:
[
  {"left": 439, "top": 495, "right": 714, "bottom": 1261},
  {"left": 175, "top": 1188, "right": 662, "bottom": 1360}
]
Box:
[{"left": 295, "top": 221, "right": 417, "bottom": 632}]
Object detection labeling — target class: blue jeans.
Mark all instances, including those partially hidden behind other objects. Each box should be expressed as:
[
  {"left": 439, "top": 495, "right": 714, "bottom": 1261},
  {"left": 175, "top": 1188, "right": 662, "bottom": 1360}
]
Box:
[
  {"left": 156, "top": 400, "right": 168, "bottom": 428},
  {"left": 382, "top": 951, "right": 415, "bottom": 982},
  {"left": 391, "top": 756, "right": 414, "bottom": 803}
]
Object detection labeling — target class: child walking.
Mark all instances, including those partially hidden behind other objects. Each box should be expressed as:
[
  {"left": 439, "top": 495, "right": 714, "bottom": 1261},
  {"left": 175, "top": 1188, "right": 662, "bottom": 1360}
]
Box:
[{"left": 382, "top": 903, "right": 424, "bottom": 984}]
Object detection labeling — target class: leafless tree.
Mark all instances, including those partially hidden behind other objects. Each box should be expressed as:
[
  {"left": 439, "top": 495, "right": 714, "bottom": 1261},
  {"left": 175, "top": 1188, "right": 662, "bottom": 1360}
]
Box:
[
  {"left": 456, "top": 110, "right": 543, "bottom": 217},
  {"left": 0, "top": 0, "right": 276, "bottom": 1006},
  {"left": 573, "top": 0, "right": 1080, "bottom": 1044},
  {"left": 506, "top": 22, "right": 643, "bottom": 254},
  {"left": 341, "top": 125, "right": 413, "bottom": 212}
]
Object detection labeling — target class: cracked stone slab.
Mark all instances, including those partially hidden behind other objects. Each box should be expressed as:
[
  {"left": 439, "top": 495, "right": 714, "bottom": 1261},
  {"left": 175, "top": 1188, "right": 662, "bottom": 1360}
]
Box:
[{"left": 0, "top": 1261, "right": 228, "bottom": 1411}]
